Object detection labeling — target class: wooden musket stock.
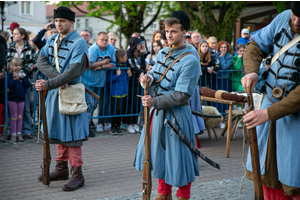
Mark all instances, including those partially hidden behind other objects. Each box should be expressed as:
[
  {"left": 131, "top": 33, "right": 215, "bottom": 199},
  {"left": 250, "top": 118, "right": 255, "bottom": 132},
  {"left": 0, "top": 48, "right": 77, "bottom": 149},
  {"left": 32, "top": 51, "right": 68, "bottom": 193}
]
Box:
[
  {"left": 40, "top": 90, "right": 51, "bottom": 186},
  {"left": 85, "top": 87, "right": 100, "bottom": 100},
  {"left": 142, "top": 83, "right": 152, "bottom": 200},
  {"left": 247, "top": 94, "right": 264, "bottom": 200}
]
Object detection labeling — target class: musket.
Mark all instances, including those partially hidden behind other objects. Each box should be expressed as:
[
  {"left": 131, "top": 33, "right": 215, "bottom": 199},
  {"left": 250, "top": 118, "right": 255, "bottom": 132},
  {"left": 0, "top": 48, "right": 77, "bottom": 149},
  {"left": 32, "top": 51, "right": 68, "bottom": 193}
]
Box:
[
  {"left": 85, "top": 87, "right": 100, "bottom": 100},
  {"left": 164, "top": 119, "right": 220, "bottom": 170},
  {"left": 246, "top": 93, "right": 264, "bottom": 200},
  {"left": 39, "top": 90, "right": 51, "bottom": 186},
  {"left": 142, "top": 83, "right": 152, "bottom": 200}
]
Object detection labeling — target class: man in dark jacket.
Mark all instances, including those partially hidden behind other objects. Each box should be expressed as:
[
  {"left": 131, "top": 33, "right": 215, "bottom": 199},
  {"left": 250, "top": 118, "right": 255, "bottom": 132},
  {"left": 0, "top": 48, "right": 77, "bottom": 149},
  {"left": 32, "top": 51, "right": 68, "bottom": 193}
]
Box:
[{"left": 32, "top": 23, "right": 57, "bottom": 50}]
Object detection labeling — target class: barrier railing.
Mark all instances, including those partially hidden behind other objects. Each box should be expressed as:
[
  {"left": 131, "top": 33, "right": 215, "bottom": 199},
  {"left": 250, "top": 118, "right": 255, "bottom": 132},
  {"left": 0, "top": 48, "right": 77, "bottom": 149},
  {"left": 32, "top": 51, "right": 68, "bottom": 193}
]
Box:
[
  {"left": 30, "top": 68, "right": 244, "bottom": 134},
  {"left": 0, "top": 70, "right": 8, "bottom": 141},
  {"left": 199, "top": 69, "right": 244, "bottom": 114},
  {"left": 32, "top": 68, "right": 144, "bottom": 134}
]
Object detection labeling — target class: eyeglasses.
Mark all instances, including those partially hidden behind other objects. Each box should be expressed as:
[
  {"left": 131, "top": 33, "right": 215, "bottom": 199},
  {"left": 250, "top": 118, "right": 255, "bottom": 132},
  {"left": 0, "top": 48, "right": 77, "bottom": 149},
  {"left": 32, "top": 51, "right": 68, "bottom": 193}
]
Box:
[
  {"left": 99, "top": 39, "right": 108, "bottom": 42},
  {"left": 110, "top": 39, "right": 117, "bottom": 41}
]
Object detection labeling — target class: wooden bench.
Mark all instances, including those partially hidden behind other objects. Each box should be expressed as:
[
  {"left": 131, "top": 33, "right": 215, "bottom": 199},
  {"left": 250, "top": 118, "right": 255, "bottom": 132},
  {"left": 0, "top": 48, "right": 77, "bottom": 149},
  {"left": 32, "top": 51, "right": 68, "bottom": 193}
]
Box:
[{"left": 200, "top": 95, "right": 245, "bottom": 158}]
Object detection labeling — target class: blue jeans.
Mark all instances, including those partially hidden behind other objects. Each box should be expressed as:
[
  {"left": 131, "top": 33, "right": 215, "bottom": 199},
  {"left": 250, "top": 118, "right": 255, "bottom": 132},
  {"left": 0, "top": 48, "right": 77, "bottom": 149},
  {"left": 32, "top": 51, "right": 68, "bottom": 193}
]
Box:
[{"left": 85, "top": 85, "right": 111, "bottom": 124}]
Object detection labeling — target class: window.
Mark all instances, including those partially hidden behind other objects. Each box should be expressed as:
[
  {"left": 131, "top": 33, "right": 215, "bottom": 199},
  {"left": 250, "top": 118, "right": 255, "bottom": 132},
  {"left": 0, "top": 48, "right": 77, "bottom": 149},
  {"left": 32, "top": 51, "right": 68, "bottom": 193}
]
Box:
[
  {"left": 21, "top": 1, "right": 31, "bottom": 15},
  {"left": 77, "top": 19, "right": 80, "bottom": 29},
  {"left": 85, "top": 19, "right": 89, "bottom": 30},
  {"left": 151, "top": 22, "right": 156, "bottom": 30}
]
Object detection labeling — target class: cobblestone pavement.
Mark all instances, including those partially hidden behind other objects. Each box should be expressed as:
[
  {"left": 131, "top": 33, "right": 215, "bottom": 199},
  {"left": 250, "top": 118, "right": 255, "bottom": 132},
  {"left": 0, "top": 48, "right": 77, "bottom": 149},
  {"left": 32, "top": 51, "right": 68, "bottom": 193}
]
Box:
[{"left": 0, "top": 126, "right": 254, "bottom": 200}]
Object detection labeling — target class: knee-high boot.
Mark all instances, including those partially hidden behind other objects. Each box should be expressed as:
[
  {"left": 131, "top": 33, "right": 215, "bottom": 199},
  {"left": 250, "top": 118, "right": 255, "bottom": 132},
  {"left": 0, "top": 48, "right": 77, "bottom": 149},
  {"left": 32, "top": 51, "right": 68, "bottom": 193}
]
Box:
[
  {"left": 38, "top": 160, "right": 69, "bottom": 182},
  {"left": 154, "top": 193, "right": 172, "bottom": 200},
  {"left": 62, "top": 166, "right": 84, "bottom": 191}
]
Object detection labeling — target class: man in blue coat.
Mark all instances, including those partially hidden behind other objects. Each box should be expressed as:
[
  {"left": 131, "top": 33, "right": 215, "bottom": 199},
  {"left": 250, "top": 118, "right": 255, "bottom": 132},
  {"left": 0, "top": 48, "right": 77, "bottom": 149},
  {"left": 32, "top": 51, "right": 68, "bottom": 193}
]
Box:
[
  {"left": 242, "top": 2, "right": 300, "bottom": 199},
  {"left": 35, "top": 6, "right": 89, "bottom": 191},
  {"left": 134, "top": 10, "right": 200, "bottom": 200}
]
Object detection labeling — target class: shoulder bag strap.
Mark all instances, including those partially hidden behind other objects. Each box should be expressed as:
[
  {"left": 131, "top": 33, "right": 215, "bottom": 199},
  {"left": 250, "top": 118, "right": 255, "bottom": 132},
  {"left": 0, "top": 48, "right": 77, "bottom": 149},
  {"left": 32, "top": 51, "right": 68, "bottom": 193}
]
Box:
[
  {"left": 53, "top": 35, "right": 60, "bottom": 73},
  {"left": 267, "top": 34, "right": 300, "bottom": 70}
]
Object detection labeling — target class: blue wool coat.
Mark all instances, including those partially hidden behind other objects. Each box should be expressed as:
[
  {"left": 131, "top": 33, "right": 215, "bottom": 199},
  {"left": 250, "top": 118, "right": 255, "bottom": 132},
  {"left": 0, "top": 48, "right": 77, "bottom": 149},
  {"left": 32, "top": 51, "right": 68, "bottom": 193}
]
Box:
[
  {"left": 246, "top": 10, "right": 300, "bottom": 188},
  {"left": 39, "top": 30, "right": 89, "bottom": 143},
  {"left": 133, "top": 44, "right": 200, "bottom": 187}
]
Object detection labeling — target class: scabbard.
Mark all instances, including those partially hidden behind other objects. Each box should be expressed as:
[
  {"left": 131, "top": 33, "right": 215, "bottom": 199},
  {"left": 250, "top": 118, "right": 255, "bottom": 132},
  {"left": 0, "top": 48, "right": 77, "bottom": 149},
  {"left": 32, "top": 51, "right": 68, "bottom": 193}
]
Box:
[{"left": 164, "top": 119, "right": 220, "bottom": 170}]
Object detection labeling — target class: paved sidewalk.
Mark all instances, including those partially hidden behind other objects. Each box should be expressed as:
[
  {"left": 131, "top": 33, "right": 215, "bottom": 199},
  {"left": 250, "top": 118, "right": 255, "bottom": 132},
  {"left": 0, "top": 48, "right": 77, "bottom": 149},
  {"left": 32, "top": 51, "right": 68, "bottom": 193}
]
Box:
[{"left": 0, "top": 126, "right": 254, "bottom": 200}]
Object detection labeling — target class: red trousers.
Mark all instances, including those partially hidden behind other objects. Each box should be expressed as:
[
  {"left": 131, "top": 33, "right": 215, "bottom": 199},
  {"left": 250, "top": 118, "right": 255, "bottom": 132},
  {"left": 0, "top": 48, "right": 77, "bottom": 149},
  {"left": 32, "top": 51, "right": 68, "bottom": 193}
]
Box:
[
  {"left": 263, "top": 185, "right": 300, "bottom": 200},
  {"left": 158, "top": 179, "right": 191, "bottom": 198},
  {"left": 56, "top": 144, "right": 83, "bottom": 167}
]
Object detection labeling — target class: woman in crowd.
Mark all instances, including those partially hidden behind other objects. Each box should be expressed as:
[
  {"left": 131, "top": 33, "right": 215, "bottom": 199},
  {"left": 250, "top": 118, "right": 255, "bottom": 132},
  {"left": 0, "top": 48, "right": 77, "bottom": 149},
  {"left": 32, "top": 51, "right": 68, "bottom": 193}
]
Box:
[
  {"left": 29, "top": 33, "right": 39, "bottom": 52},
  {"left": 230, "top": 44, "right": 245, "bottom": 91},
  {"left": 198, "top": 40, "right": 219, "bottom": 88},
  {"left": 108, "top": 32, "right": 118, "bottom": 50},
  {"left": 147, "top": 30, "right": 161, "bottom": 52},
  {"left": 208, "top": 36, "right": 218, "bottom": 55},
  {"left": 6, "top": 27, "right": 37, "bottom": 139},
  {"left": 213, "top": 41, "right": 233, "bottom": 129},
  {"left": 146, "top": 40, "right": 163, "bottom": 71}
]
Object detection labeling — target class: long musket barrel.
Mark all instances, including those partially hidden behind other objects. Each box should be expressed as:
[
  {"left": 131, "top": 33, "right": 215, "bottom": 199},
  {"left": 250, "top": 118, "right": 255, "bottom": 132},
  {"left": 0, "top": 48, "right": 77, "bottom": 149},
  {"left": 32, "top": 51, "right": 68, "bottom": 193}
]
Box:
[
  {"left": 246, "top": 94, "right": 264, "bottom": 200},
  {"left": 40, "top": 90, "right": 51, "bottom": 186},
  {"left": 142, "top": 83, "right": 152, "bottom": 200}
]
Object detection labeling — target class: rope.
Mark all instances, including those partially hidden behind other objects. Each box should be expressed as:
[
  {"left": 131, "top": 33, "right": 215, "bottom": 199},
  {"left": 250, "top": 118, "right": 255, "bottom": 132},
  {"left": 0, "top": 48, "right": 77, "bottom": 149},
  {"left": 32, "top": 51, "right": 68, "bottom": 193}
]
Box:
[{"left": 215, "top": 90, "right": 228, "bottom": 99}]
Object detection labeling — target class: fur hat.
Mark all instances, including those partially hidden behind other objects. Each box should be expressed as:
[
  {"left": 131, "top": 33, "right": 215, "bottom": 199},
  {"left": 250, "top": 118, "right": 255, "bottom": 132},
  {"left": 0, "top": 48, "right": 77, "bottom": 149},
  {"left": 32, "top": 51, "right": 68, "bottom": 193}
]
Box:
[
  {"left": 170, "top": 10, "right": 190, "bottom": 31},
  {"left": 291, "top": 1, "right": 300, "bottom": 17},
  {"left": 54, "top": 6, "right": 75, "bottom": 22}
]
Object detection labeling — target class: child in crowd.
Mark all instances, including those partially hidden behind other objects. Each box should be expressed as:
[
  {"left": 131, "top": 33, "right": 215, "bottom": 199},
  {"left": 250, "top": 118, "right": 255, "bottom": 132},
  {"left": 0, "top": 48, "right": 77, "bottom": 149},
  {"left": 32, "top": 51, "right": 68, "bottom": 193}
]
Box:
[
  {"left": 0, "top": 68, "right": 7, "bottom": 142},
  {"left": 107, "top": 49, "right": 132, "bottom": 135},
  {"left": 234, "top": 28, "right": 250, "bottom": 55},
  {"left": 7, "top": 58, "right": 31, "bottom": 142},
  {"left": 231, "top": 44, "right": 245, "bottom": 91},
  {"left": 237, "top": 28, "right": 250, "bottom": 46}
]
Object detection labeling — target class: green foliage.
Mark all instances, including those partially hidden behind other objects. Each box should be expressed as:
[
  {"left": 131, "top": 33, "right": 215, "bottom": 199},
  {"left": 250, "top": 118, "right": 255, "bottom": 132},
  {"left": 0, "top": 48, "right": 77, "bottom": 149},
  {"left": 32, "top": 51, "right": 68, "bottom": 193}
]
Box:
[
  {"left": 273, "top": 2, "right": 287, "bottom": 13},
  {"left": 57, "top": 1, "right": 164, "bottom": 45},
  {"left": 168, "top": 1, "right": 246, "bottom": 44}
]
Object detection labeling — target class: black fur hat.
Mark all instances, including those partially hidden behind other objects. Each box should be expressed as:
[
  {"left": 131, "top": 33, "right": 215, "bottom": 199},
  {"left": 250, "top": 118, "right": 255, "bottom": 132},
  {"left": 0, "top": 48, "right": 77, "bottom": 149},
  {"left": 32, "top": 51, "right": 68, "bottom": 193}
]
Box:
[
  {"left": 170, "top": 10, "right": 190, "bottom": 31},
  {"left": 291, "top": 1, "right": 300, "bottom": 17},
  {"left": 54, "top": 6, "right": 75, "bottom": 22}
]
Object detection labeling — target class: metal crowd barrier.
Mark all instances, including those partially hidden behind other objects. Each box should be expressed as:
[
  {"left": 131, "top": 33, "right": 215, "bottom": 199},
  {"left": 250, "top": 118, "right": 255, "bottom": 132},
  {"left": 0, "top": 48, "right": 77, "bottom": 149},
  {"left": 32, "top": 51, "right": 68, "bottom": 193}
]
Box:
[
  {"left": 199, "top": 69, "right": 244, "bottom": 114},
  {"left": 0, "top": 70, "right": 8, "bottom": 141},
  {"left": 32, "top": 68, "right": 143, "bottom": 134},
  {"left": 31, "top": 68, "right": 244, "bottom": 133}
]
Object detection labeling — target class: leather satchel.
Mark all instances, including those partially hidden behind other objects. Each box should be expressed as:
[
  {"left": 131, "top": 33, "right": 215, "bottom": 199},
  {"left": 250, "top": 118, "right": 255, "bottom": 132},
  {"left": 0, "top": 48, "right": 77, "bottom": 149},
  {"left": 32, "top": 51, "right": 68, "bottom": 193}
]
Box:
[{"left": 54, "top": 35, "right": 87, "bottom": 115}]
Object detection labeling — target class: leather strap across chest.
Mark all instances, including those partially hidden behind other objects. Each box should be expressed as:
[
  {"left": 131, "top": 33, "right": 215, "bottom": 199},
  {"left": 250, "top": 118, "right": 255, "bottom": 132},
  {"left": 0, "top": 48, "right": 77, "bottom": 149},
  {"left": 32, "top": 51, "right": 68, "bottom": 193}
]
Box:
[{"left": 155, "top": 52, "right": 193, "bottom": 83}]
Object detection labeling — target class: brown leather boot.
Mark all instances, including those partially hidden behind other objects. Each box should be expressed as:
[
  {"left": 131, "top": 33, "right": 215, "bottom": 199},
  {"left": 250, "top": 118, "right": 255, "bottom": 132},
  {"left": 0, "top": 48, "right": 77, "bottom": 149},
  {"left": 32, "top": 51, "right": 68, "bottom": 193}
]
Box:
[
  {"left": 177, "top": 197, "right": 189, "bottom": 200},
  {"left": 38, "top": 160, "right": 69, "bottom": 182},
  {"left": 154, "top": 193, "right": 172, "bottom": 200},
  {"left": 62, "top": 166, "right": 84, "bottom": 191}
]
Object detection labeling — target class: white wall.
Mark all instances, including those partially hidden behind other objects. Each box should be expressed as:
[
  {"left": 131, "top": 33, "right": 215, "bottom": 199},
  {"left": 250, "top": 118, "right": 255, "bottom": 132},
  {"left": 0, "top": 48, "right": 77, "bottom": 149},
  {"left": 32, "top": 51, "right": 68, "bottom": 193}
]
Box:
[{"left": 4, "top": 1, "right": 47, "bottom": 35}]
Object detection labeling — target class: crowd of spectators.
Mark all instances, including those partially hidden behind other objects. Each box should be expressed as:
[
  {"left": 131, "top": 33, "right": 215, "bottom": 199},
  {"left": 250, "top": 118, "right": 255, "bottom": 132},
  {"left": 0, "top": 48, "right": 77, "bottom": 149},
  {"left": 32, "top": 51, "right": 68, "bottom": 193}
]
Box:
[{"left": 0, "top": 20, "right": 255, "bottom": 141}]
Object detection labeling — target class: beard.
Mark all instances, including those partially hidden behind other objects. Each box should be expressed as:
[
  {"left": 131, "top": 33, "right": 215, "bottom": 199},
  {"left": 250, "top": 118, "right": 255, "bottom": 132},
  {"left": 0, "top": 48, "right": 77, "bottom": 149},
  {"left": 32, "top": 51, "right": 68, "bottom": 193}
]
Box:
[{"left": 291, "top": 19, "right": 300, "bottom": 34}]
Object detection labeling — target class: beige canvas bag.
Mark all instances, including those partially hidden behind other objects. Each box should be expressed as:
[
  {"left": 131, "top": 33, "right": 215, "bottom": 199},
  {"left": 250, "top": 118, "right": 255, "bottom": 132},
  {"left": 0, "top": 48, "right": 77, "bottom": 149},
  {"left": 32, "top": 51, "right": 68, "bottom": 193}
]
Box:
[{"left": 54, "top": 35, "right": 87, "bottom": 115}]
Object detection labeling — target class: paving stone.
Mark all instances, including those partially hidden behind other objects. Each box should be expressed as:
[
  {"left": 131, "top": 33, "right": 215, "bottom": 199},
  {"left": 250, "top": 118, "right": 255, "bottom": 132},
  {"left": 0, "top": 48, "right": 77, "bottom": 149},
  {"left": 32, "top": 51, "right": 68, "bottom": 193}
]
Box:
[{"left": 0, "top": 127, "right": 257, "bottom": 199}]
